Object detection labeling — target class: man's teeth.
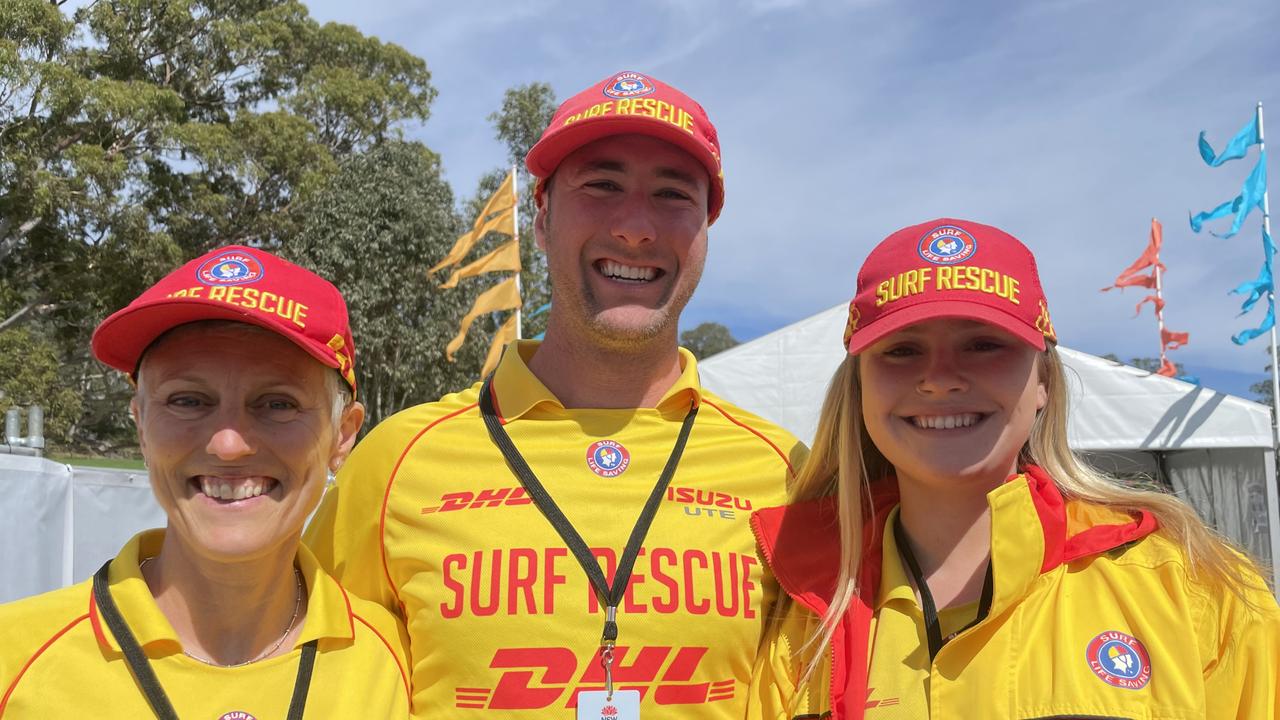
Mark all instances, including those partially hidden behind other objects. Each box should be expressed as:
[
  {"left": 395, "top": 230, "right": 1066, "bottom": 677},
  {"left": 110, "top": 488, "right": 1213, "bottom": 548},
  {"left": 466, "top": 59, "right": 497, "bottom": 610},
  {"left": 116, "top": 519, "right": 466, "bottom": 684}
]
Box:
[
  {"left": 912, "top": 413, "right": 981, "bottom": 429},
  {"left": 199, "top": 477, "right": 270, "bottom": 500},
  {"left": 600, "top": 260, "right": 656, "bottom": 281}
]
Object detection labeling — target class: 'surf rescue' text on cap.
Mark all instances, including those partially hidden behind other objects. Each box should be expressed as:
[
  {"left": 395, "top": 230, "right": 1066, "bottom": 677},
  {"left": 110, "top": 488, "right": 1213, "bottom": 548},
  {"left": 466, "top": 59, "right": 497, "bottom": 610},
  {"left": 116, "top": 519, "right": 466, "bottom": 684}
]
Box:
[
  {"left": 92, "top": 245, "right": 358, "bottom": 394},
  {"left": 525, "top": 70, "right": 725, "bottom": 224},
  {"left": 844, "top": 218, "right": 1056, "bottom": 355}
]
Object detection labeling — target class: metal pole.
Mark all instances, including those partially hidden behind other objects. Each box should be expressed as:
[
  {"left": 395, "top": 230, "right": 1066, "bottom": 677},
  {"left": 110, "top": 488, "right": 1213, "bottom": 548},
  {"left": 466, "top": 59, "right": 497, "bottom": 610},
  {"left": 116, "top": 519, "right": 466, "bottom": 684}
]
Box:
[
  {"left": 1153, "top": 220, "right": 1169, "bottom": 370},
  {"left": 512, "top": 165, "right": 523, "bottom": 341},
  {"left": 1259, "top": 102, "right": 1279, "bottom": 450}
]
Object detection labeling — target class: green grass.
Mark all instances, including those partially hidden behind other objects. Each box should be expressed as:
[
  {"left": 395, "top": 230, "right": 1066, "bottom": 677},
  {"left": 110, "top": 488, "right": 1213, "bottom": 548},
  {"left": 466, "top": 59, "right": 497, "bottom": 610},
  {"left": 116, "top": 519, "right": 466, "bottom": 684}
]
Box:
[{"left": 49, "top": 454, "right": 147, "bottom": 471}]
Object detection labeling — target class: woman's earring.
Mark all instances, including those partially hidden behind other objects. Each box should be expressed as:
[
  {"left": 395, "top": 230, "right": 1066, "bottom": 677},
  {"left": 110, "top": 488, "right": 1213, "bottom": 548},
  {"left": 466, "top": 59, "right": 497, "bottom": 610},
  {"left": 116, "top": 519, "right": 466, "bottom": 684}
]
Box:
[{"left": 326, "top": 469, "right": 337, "bottom": 486}]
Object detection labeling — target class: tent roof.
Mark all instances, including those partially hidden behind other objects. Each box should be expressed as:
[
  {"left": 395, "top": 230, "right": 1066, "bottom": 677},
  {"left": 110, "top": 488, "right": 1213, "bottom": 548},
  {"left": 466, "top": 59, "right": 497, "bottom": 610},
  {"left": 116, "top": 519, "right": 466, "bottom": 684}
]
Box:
[{"left": 698, "top": 304, "right": 1274, "bottom": 451}]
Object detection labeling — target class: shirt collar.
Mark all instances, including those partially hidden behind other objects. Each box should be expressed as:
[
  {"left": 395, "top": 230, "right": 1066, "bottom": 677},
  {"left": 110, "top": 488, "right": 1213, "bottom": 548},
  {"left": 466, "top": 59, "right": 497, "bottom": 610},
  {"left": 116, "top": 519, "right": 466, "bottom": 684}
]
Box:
[
  {"left": 489, "top": 339, "right": 704, "bottom": 421},
  {"left": 875, "top": 506, "right": 917, "bottom": 611},
  {"left": 90, "top": 530, "right": 357, "bottom": 656}
]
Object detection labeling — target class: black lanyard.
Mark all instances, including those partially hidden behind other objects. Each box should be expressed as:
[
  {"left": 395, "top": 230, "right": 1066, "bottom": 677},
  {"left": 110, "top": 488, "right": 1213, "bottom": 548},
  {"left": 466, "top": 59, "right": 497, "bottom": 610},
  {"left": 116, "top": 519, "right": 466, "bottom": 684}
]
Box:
[
  {"left": 478, "top": 375, "right": 697, "bottom": 646},
  {"left": 892, "top": 519, "right": 994, "bottom": 663},
  {"left": 92, "top": 561, "right": 318, "bottom": 720}
]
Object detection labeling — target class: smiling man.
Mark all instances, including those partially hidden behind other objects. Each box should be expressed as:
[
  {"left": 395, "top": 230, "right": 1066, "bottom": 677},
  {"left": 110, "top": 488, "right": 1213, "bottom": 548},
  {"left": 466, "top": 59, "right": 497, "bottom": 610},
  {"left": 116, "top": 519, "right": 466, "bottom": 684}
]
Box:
[{"left": 305, "top": 71, "right": 806, "bottom": 718}]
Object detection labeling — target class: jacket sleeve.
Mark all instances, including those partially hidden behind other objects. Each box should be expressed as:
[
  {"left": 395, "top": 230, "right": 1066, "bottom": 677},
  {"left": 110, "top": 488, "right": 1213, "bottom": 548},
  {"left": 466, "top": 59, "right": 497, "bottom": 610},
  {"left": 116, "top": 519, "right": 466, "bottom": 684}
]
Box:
[
  {"left": 304, "top": 421, "right": 405, "bottom": 616},
  {"left": 1199, "top": 573, "right": 1280, "bottom": 719},
  {"left": 747, "top": 597, "right": 831, "bottom": 720}
]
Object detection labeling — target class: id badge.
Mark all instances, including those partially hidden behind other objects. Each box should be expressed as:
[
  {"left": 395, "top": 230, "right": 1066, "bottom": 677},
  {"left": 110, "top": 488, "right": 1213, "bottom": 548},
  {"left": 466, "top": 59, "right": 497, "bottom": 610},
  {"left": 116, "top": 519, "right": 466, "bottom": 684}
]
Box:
[{"left": 576, "top": 689, "right": 641, "bottom": 720}]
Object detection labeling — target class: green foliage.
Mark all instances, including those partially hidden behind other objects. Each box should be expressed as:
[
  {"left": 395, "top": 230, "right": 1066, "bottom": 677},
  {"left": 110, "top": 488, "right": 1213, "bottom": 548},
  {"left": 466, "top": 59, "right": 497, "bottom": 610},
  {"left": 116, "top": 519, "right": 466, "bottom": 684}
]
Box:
[
  {"left": 1249, "top": 347, "right": 1273, "bottom": 405},
  {"left": 680, "top": 322, "right": 739, "bottom": 359},
  {"left": 285, "top": 140, "right": 482, "bottom": 431},
  {"left": 1, "top": 0, "right": 436, "bottom": 449},
  {"left": 0, "top": 327, "right": 82, "bottom": 449}
]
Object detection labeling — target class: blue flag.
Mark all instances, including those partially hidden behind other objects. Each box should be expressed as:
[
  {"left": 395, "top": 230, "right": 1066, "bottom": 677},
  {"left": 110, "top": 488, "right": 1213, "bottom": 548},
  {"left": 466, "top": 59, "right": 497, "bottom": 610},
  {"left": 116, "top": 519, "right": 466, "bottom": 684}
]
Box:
[
  {"left": 1229, "top": 229, "right": 1275, "bottom": 313},
  {"left": 1199, "top": 115, "right": 1260, "bottom": 167},
  {"left": 1189, "top": 151, "right": 1267, "bottom": 238},
  {"left": 1229, "top": 228, "right": 1277, "bottom": 345},
  {"left": 1231, "top": 303, "right": 1275, "bottom": 345}
]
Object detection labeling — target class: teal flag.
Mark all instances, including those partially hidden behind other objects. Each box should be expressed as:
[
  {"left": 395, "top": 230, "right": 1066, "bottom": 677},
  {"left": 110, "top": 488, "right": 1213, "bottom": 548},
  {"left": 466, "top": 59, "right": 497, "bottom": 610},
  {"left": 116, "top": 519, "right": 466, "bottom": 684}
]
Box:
[
  {"left": 1231, "top": 303, "right": 1275, "bottom": 345},
  {"left": 1229, "top": 228, "right": 1275, "bottom": 313},
  {"left": 1199, "top": 115, "right": 1260, "bottom": 167},
  {"left": 1230, "top": 229, "right": 1277, "bottom": 345},
  {"left": 1189, "top": 151, "right": 1267, "bottom": 238}
]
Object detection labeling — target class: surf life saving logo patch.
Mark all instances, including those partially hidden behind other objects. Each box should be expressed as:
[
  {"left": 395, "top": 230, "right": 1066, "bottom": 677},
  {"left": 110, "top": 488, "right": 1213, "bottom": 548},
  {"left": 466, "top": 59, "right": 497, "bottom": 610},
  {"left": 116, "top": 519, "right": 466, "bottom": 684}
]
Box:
[
  {"left": 586, "top": 440, "right": 631, "bottom": 478},
  {"left": 918, "top": 225, "right": 977, "bottom": 265},
  {"left": 1086, "top": 630, "right": 1152, "bottom": 690},
  {"left": 603, "top": 72, "right": 656, "bottom": 99},
  {"left": 218, "top": 712, "right": 258, "bottom": 720},
  {"left": 197, "top": 251, "right": 264, "bottom": 286}
]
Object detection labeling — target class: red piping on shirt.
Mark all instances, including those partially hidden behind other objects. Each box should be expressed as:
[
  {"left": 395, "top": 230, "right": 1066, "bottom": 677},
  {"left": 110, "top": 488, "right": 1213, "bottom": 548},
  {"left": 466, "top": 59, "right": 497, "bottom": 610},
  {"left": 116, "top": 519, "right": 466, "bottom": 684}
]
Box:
[
  {"left": 378, "top": 402, "right": 478, "bottom": 609},
  {"left": 701, "top": 399, "right": 798, "bottom": 477},
  {"left": 0, "top": 613, "right": 90, "bottom": 716},
  {"left": 353, "top": 613, "right": 411, "bottom": 702}
]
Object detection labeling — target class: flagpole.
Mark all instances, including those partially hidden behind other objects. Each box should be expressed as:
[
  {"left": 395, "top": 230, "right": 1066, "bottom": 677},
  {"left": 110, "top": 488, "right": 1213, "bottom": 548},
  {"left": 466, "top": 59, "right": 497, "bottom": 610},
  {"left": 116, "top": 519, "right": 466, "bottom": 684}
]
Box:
[
  {"left": 1258, "top": 102, "right": 1280, "bottom": 450},
  {"left": 1152, "top": 219, "right": 1169, "bottom": 371},
  {"left": 512, "top": 165, "right": 522, "bottom": 341}
]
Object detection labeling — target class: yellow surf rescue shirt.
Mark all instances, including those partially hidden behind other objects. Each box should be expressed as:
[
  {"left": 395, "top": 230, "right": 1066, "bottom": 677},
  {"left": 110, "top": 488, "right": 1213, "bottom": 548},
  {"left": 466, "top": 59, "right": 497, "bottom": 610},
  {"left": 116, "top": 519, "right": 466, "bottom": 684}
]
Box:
[
  {"left": 306, "top": 341, "right": 804, "bottom": 718},
  {"left": 863, "top": 508, "right": 978, "bottom": 717},
  {"left": 0, "top": 530, "right": 411, "bottom": 719}
]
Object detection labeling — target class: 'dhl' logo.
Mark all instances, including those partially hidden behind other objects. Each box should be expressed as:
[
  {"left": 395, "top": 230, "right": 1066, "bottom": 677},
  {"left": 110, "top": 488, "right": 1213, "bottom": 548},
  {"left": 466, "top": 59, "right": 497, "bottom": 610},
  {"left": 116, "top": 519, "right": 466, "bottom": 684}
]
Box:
[{"left": 454, "top": 646, "right": 735, "bottom": 710}]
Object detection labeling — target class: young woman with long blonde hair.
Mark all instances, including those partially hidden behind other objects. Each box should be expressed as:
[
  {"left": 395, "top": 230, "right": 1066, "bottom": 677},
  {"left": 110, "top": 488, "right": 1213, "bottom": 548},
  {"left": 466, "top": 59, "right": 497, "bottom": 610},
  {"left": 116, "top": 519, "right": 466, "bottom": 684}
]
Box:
[{"left": 748, "top": 218, "right": 1279, "bottom": 719}]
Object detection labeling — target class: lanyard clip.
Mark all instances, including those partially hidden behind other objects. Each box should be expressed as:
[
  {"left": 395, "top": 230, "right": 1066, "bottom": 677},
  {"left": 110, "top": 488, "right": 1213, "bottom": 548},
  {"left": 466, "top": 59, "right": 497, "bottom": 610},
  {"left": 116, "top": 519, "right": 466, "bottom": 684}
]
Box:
[{"left": 600, "top": 605, "right": 618, "bottom": 700}]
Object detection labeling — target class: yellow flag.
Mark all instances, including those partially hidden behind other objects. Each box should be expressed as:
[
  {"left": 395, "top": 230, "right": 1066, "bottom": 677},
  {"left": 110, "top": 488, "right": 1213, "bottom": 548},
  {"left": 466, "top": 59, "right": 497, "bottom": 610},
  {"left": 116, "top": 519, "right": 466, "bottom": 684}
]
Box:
[
  {"left": 429, "top": 170, "right": 516, "bottom": 275},
  {"left": 440, "top": 239, "right": 521, "bottom": 289},
  {"left": 481, "top": 312, "right": 518, "bottom": 377},
  {"left": 445, "top": 276, "right": 521, "bottom": 361}
]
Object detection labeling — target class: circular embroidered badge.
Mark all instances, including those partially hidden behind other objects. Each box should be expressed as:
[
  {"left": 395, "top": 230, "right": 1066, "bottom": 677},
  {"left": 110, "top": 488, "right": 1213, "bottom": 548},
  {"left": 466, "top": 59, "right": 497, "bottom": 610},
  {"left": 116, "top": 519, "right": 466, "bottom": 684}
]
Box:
[
  {"left": 603, "top": 71, "right": 656, "bottom": 99},
  {"left": 917, "top": 224, "right": 977, "bottom": 265},
  {"left": 218, "top": 712, "right": 259, "bottom": 720},
  {"left": 197, "top": 251, "right": 264, "bottom": 286},
  {"left": 586, "top": 440, "right": 631, "bottom": 478},
  {"left": 1085, "top": 630, "right": 1152, "bottom": 689}
]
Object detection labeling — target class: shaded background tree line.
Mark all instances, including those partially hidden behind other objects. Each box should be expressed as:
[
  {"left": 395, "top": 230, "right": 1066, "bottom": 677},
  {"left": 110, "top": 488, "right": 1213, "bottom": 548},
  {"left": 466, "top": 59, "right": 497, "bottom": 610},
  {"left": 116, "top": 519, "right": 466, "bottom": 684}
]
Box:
[{"left": 1, "top": 0, "right": 555, "bottom": 452}]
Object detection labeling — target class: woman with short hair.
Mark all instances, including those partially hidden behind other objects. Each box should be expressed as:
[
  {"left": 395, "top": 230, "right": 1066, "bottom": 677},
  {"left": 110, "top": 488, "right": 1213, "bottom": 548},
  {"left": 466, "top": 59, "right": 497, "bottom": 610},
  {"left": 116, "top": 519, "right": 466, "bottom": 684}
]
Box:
[{"left": 0, "top": 245, "right": 410, "bottom": 719}]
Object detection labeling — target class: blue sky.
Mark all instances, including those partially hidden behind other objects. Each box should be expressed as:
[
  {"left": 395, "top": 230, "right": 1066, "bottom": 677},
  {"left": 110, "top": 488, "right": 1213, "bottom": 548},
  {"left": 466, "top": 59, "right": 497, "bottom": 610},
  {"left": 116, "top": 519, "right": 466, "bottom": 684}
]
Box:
[{"left": 305, "top": 0, "right": 1280, "bottom": 397}]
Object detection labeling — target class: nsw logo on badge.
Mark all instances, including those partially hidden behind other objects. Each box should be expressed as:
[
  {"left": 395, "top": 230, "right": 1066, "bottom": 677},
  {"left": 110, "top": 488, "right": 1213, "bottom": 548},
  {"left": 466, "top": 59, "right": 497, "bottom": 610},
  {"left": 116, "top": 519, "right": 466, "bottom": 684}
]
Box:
[
  {"left": 576, "top": 690, "right": 641, "bottom": 720},
  {"left": 586, "top": 440, "right": 631, "bottom": 478},
  {"left": 1085, "top": 630, "right": 1152, "bottom": 689}
]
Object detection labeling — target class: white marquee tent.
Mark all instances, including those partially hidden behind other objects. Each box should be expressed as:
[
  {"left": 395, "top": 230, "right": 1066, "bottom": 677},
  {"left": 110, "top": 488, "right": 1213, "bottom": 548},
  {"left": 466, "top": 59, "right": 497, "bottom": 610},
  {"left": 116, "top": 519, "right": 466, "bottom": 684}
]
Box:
[{"left": 699, "top": 304, "right": 1280, "bottom": 591}]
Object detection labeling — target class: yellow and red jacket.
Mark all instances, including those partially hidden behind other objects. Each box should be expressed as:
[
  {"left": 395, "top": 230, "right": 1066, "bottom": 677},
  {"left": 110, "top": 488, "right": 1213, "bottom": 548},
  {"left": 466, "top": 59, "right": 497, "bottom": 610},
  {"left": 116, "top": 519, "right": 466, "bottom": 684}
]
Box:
[{"left": 748, "top": 466, "right": 1280, "bottom": 720}]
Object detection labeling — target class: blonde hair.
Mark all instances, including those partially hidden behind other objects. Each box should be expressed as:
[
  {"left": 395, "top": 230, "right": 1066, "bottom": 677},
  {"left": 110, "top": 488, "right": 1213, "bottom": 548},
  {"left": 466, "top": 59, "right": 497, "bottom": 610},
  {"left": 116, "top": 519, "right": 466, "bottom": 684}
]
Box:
[{"left": 788, "top": 344, "right": 1270, "bottom": 689}]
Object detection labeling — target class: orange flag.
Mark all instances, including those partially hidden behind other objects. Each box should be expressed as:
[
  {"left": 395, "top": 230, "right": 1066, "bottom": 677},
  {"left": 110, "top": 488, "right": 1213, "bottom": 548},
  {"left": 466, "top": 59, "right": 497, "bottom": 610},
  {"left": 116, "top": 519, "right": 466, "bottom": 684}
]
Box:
[
  {"left": 481, "top": 312, "right": 518, "bottom": 378},
  {"left": 429, "top": 170, "right": 516, "bottom": 275},
  {"left": 1134, "top": 295, "right": 1165, "bottom": 317},
  {"left": 1161, "top": 328, "right": 1190, "bottom": 350},
  {"left": 1101, "top": 218, "right": 1165, "bottom": 292},
  {"left": 445, "top": 277, "right": 520, "bottom": 361},
  {"left": 1156, "top": 358, "right": 1179, "bottom": 377},
  {"left": 440, "top": 240, "right": 521, "bottom": 290}
]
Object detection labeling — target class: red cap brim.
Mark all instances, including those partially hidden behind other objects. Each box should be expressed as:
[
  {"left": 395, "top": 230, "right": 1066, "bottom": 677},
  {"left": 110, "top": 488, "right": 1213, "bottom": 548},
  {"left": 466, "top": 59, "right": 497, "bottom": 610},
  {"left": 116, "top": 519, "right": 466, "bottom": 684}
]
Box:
[
  {"left": 846, "top": 300, "right": 1048, "bottom": 355},
  {"left": 91, "top": 298, "right": 343, "bottom": 377}
]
